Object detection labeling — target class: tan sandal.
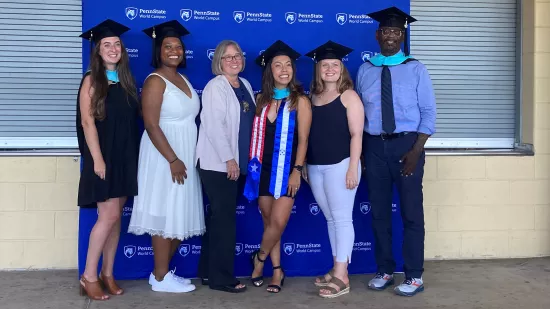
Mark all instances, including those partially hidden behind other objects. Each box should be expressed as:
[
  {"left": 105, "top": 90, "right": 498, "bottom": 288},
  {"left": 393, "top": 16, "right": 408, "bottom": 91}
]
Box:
[
  {"left": 99, "top": 272, "right": 124, "bottom": 295},
  {"left": 318, "top": 277, "right": 350, "bottom": 299},
  {"left": 314, "top": 270, "right": 334, "bottom": 287},
  {"left": 79, "top": 276, "right": 109, "bottom": 301}
]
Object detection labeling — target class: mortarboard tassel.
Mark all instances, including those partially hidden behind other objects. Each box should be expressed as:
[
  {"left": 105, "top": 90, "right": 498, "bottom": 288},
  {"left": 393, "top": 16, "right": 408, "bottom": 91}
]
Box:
[
  {"left": 404, "top": 18, "right": 410, "bottom": 56},
  {"left": 151, "top": 27, "right": 157, "bottom": 67},
  {"left": 89, "top": 30, "right": 93, "bottom": 55}
]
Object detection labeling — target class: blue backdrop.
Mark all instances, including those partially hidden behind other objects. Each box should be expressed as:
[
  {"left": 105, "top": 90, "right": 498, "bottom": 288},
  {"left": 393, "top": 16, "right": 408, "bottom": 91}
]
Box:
[{"left": 78, "top": 0, "right": 409, "bottom": 280}]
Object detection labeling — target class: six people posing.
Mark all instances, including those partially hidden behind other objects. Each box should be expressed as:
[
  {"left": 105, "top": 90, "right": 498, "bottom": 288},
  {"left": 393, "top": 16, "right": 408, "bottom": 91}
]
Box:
[{"left": 76, "top": 5, "right": 435, "bottom": 301}]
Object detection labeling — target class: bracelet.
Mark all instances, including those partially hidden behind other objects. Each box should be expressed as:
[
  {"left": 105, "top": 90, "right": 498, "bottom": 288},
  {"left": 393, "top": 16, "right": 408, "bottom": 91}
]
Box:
[
  {"left": 169, "top": 157, "right": 178, "bottom": 164},
  {"left": 293, "top": 165, "right": 303, "bottom": 172}
]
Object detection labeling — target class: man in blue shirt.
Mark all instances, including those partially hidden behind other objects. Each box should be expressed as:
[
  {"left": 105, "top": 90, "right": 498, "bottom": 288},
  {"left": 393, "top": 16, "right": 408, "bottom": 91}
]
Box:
[{"left": 356, "top": 6, "right": 437, "bottom": 297}]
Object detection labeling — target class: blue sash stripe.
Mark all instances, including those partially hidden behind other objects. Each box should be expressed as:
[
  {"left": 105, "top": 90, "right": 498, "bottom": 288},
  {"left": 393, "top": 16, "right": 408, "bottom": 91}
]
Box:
[
  {"left": 281, "top": 106, "right": 296, "bottom": 196},
  {"left": 269, "top": 100, "right": 296, "bottom": 198}
]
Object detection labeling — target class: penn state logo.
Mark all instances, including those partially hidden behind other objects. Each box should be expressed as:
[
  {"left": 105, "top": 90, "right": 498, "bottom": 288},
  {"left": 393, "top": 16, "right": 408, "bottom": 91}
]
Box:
[
  {"left": 309, "top": 203, "right": 320, "bottom": 215},
  {"left": 179, "top": 244, "right": 190, "bottom": 257},
  {"left": 207, "top": 49, "right": 215, "bottom": 61},
  {"left": 233, "top": 11, "right": 245, "bottom": 23},
  {"left": 283, "top": 243, "right": 295, "bottom": 255},
  {"left": 336, "top": 13, "right": 347, "bottom": 25},
  {"left": 180, "top": 9, "right": 192, "bottom": 22},
  {"left": 359, "top": 202, "right": 371, "bottom": 215},
  {"left": 235, "top": 243, "right": 244, "bottom": 255},
  {"left": 285, "top": 12, "right": 297, "bottom": 24},
  {"left": 361, "top": 51, "right": 374, "bottom": 62},
  {"left": 125, "top": 7, "right": 138, "bottom": 20},
  {"left": 123, "top": 245, "right": 136, "bottom": 258}
]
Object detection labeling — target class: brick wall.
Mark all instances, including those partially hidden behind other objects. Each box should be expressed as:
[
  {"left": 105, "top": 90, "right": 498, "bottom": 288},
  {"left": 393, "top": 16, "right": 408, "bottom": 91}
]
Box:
[
  {"left": 423, "top": 156, "right": 550, "bottom": 259},
  {"left": 0, "top": 157, "right": 80, "bottom": 268}
]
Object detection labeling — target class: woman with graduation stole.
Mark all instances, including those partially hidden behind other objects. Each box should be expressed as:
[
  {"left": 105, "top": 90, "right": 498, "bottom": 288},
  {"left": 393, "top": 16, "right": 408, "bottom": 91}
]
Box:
[
  {"left": 244, "top": 40, "right": 312, "bottom": 293},
  {"left": 303, "top": 40, "right": 364, "bottom": 298},
  {"left": 77, "top": 19, "right": 140, "bottom": 300}
]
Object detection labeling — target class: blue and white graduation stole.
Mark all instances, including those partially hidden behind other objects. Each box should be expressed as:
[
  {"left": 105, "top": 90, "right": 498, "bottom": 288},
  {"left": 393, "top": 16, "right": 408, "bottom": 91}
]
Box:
[
  {"left": 243, "top": 99, "right": 297, "bottom": 201},
  {"left": 269, "top": 99, "right": 296, "bottom": 199}
]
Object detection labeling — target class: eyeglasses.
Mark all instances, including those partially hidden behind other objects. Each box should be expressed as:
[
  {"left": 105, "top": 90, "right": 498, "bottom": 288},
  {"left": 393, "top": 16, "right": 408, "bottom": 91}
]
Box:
[
  {"left": 222, "top": 54, "right": 243, "bottom": 62},
  {"left": 378, "top": 28, "right": 404, "bottom": 37}
]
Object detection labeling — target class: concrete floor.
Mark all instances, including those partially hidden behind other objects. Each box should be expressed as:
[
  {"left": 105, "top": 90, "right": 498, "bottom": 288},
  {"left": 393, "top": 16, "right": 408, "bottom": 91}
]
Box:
[{"left": 1, "top": 258, "right": 549, "bottom": 309}]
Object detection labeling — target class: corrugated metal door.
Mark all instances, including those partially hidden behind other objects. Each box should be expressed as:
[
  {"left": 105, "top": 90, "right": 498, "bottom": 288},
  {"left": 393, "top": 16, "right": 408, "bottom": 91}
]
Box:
[
  {"left": 410, "top": 0, "right": 518, "bottom": 148},
  {"left": 0, "top": 0, "right": 82, "bottom": 149}
]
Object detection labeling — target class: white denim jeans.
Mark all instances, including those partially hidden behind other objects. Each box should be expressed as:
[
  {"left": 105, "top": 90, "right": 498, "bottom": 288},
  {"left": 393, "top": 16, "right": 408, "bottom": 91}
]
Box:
[{"left": 307, "top": 157, "right": 361, "bottom": 263}]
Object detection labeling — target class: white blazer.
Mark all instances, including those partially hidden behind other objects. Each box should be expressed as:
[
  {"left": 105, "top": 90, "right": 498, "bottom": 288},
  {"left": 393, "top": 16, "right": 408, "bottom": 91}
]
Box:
[{"left": 195, "top": 74, "right": 256, "bottom": 173}]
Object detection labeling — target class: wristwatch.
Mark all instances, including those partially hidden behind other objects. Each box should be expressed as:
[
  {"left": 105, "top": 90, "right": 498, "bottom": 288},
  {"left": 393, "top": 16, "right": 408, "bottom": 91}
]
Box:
[{"left": 293, "top": 165, "right": 303, "bottom": 172}]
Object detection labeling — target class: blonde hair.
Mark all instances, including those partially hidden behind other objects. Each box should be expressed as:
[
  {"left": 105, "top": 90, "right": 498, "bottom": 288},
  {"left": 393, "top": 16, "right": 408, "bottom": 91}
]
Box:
[
  {"left": 211, "top": 40, "right": 246, "bottom": 75},
  {"left": 310, "top": 59, "right": 354, "bottom": 95}
]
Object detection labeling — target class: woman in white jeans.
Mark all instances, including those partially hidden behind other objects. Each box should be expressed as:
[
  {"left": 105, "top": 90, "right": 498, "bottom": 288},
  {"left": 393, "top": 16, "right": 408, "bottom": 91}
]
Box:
[{"left": 303, "top": 41, "right": 364, "bottom": 298}]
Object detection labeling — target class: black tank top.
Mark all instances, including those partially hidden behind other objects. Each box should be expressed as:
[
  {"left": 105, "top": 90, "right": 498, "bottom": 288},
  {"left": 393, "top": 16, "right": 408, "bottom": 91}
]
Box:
[{"left": 307, "top": 95, "right": 351, "bottom": 165}]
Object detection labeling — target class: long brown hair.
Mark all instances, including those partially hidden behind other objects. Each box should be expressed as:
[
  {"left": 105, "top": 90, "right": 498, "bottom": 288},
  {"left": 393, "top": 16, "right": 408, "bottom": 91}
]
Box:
[
  {"left": 256, "top": 57, "right": 305, "bottom": 115},
  {"left": 310, "top": 60, "right": 354, "bottom": 95},
  {"left": 88, "top": 39, "right": 138, "bottom": 120}
]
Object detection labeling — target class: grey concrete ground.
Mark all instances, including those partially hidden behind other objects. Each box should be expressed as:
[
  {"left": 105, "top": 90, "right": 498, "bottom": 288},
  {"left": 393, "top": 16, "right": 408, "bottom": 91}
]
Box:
[{"left": 1, "top": 258, "right": 549, "bottom": 309}]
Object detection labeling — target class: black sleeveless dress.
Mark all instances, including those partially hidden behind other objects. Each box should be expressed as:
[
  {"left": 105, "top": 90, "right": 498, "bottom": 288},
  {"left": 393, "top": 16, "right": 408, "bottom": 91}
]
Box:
[
  {"left": 258, "top": 109, "right": 299, "bottom": 198},
  {"left": 76, "top": 72, "right": 140, "bottom": 208}
]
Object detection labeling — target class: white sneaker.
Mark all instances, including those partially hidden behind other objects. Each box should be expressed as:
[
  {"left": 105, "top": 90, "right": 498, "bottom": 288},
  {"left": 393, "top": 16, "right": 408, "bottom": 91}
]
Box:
[
  {"left": 368, "top": 273, "right": 394, "bottom": 290},
  {"left": 394, "top": 277, "right": 424, "bottom": 297},
  {"left": 149, "top": 270, "right": 191, "bottom": 285},
  {"left": 151, "top": 270, "right": 196, "bottom": 293}
]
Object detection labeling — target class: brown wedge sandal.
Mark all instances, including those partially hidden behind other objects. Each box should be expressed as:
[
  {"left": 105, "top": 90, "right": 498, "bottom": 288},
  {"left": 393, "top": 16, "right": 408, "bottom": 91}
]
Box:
[
  {"left": 318, "top": 277, "right": 350, "bottom": 299},
  {"left": 314, "top": 270, "right": 334, "bottom": 287},
  {"left": 99, "top": 273, "right": 124, "bottom": 295},
  {"left": 79, "top": 276, "right": 109, "bottom": 301}
]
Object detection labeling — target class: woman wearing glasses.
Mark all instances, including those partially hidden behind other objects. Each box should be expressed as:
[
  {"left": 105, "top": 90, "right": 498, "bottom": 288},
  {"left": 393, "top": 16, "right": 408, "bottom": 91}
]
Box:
[{"left": 195, "top": 40, "right": 255, "bottom": 293}]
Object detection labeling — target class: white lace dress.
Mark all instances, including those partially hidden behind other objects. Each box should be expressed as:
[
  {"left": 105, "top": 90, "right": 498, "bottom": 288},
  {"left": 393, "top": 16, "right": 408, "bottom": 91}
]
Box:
[{"left": 128, "top": 73, "right": 205, "bottom": 240}]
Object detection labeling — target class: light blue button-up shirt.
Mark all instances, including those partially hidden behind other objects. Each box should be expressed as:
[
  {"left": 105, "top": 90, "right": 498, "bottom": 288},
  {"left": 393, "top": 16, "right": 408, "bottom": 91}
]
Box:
[{"left": 356, "top": 57, "right": 437, "bottom": 136}]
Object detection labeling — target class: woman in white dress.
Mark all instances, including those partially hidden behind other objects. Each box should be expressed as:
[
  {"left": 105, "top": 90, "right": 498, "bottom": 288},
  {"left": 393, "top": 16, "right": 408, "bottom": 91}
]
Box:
[{"left": 128, "top": 20, "right": 205, "bottom": 293}]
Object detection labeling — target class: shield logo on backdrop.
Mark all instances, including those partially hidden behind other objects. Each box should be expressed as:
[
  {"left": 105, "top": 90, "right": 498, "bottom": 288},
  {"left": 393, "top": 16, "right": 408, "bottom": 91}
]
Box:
[
  {"left": 361, "top": 51, "right": 374, "bottom": 62},
  {"left": 283, "top": 243, "right": 295, "bottom": 255},
  {"left": 285, "top": 12, "right": 297, "bottom": 24},
  {"left": 125, "top": 7, "right": 138, "bottom": 20},
  {"left": 179, "top": 244, "right": 190, "bottom": 257},
  {"left": 124, "top": 245, "right": 136, "bottom": 258},
  {"left": 309, "top": 203, "right": 320, "bottom": 215},
  {"left": 233, "top": 11, "right": 245, "bottom": 23},
  {"left": 207, "top": 49, "right": 215, "bottom": 60},
  {"left": 336, "top": 13, "right": 347, "bottom": 25},
  {"left": 360, "top": 202, "right": 371, "bottom": 214},
  {"left": 235, "top": 243, "right": 244, "bottom": 255},
  {"left": 180, "top": 9, "right": 192, "bottom": 22}
]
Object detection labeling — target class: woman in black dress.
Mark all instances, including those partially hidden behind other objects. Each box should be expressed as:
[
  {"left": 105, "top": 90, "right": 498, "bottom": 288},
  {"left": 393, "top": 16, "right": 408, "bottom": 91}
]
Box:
[
  {"left": 76, "top": 19, "right": 140, "bottom": 301},
  {"left": 245, "top": 40, "right": 312, "bottom": 293}
]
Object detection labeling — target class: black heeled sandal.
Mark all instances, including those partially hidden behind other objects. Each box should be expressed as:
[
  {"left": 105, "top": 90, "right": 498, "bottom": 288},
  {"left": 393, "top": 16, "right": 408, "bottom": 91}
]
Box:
[
  {"left": 267, "top": 266, "right": 285, "bottom": 293},
  {"left": 250, "top": 250, "right": 265, "bottom": 287}
]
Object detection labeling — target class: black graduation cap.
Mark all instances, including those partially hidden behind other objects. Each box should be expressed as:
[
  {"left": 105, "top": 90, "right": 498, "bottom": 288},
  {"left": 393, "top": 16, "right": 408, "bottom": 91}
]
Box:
[
  {"left": 304, "top": 40, "right": 353, "bottom": 62},
  {"left": 142, "top": 20, "right": 191, "bottom": 67},
  {"left": 255, "top": 40, "right": 301, "bottom": 68},
  {"left": 79, "top": 19, "right": 130, "bottom": 53},
  {"left": 367, "top": 6, "right": 417, "bottom": 55}
]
